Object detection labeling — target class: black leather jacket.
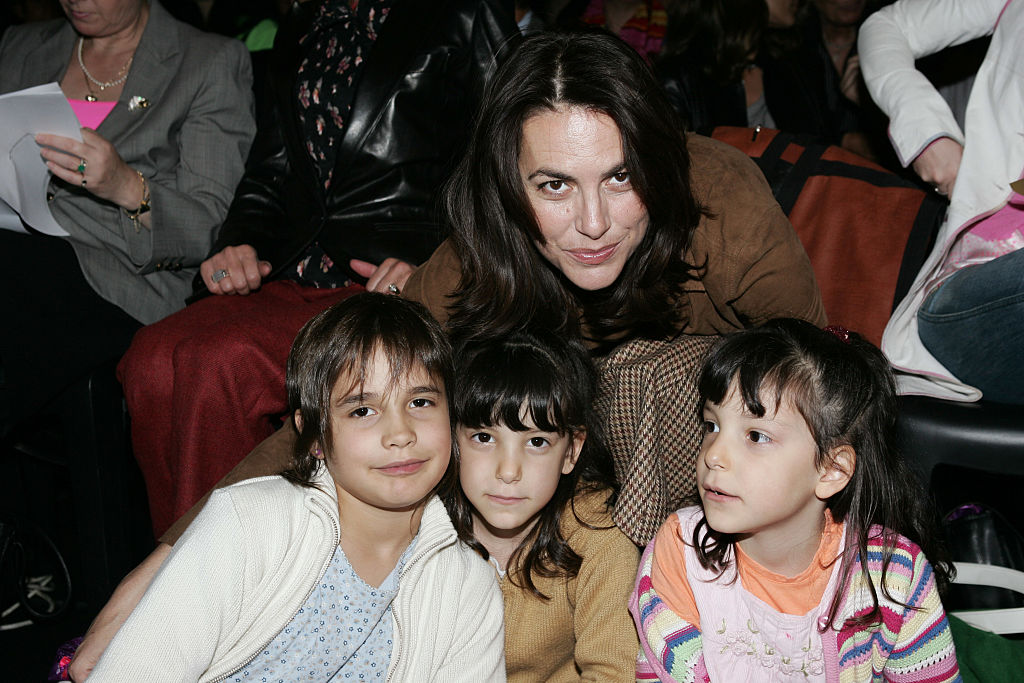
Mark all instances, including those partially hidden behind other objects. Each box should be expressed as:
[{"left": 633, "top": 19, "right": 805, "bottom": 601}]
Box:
[{"left": 192, "top": 0, "right": 517, "bottom": 294}]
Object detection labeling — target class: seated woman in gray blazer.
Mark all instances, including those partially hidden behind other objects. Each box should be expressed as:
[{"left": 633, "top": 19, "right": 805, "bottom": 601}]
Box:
[{"left": 0, "top": 0, "right": 254, "bottom": 433}]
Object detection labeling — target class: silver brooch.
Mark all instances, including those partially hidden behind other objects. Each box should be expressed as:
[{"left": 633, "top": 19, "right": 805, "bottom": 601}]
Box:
[{"left": 128, "top": 95, "right": 150, "bottom": 112}]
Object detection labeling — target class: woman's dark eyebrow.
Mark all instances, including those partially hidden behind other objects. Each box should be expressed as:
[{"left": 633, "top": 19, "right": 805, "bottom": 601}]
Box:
[
  {"left": 528, "top": 168, "right": 574, "bottom": 181},
  {"left": 527, "top": 162, "right": 626, "bottom": 182}
]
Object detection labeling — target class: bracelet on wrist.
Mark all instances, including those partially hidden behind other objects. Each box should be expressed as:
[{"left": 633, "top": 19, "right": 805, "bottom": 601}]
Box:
[{"left": 123, "top": 170, "right": 151, "bottom": 231}]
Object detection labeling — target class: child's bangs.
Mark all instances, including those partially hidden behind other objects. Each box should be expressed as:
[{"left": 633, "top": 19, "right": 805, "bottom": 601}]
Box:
[
  {"left": 699, "top": 329, "right": 819, "bottom": 423},
  {"left": 456, "top": 367, "right": 572, "bottom": 433},
  {"left": 324, "top": 310, "right": 452, "bottom": 405},
  {"left": 452, "top": 339, "right": 585, "bottom": 433},
  {"left": 331, "top": 340, "right": 447, "bottom": 400}
]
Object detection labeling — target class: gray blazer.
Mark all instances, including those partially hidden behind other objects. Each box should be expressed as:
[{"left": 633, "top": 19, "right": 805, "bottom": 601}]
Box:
[{"left": 0, "top": 0, "right": 255, "bottom": 324}]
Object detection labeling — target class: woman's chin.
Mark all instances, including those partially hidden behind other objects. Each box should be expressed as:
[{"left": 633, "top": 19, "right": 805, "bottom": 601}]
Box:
[{"left": 561, "top": 265, "right": 624, "bottom": 292}]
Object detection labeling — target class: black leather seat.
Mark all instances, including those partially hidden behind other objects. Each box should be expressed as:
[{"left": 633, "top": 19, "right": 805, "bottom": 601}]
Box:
[{"left": 897, "top": 395, "right": 1024, "bottom": 484}]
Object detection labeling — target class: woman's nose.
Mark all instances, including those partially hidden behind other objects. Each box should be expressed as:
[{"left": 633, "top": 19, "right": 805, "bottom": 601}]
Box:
[{"left": 575, "top": 191, "right": 610, "bottom": 239}]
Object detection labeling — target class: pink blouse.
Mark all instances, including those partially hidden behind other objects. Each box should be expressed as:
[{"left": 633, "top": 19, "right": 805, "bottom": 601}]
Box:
[{"left": 68, "top": 99, "right": 117, "bottom": 130}]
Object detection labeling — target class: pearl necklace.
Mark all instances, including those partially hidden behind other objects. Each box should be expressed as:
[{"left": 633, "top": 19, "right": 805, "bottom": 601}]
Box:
[{"left": 77, "top": 37, "right": 133, "bottom": 100}]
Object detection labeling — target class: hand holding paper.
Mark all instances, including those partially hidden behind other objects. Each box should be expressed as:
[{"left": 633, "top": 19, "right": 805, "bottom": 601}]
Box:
[{"left": 37, "top": 128, "right": 140, "bottom": 210}]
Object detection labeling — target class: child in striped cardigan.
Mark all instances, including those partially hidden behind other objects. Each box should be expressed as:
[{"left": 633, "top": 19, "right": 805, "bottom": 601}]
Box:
[{"left": 631, "top": 319, "right": 960, "bottom": 682}]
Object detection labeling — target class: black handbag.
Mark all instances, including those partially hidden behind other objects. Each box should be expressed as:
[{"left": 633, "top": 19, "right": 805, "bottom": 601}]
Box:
[{"left": 943, "top": 503, "right": 1024, "bottom": 611}]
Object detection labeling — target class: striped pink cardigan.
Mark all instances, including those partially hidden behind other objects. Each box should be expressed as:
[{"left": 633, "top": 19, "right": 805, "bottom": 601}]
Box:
[{"left": 630, "top": 507, "right": 961, "bottom": 682}]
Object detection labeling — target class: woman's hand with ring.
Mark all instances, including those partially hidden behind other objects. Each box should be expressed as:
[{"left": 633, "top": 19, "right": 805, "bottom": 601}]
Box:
[
  {"left": 350, "top": 258, "right": 414, "bottom": 294},
  {"left": 37, "top": 128, "right": 141, "bottom": 208}
]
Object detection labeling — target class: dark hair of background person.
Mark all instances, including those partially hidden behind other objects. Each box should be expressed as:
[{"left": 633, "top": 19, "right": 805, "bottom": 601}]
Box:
[
  {"left": 691, "top": 318, "right": 953, "bottom": 630},
  {"left": 0, "top": 0, "right": 62, "bottom": 39},
  {"left": 443, "top": 29, "right": 706, "bottom": 352},
  {"left": 659, "top": 0, "right": 770, "bottom": 84},
  {"left": 282, "top": 293, "right": 458, "bottom": 500},
  {"left": 445, "top": 328, "right": 619, "bottom": 599}
]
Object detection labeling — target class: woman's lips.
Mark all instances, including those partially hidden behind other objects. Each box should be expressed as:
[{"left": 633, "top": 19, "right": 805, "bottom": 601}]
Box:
[
  {"left": 376, "top": 459, "right": 426, "bottom": 475},
  {"left": 567, "top": 242, "right": 619, "bottom": 265}
]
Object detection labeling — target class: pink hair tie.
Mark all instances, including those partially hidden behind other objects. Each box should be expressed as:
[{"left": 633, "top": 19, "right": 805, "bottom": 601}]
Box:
[{"left": 824, "top": 325, "right": 852, "bottom": 343}]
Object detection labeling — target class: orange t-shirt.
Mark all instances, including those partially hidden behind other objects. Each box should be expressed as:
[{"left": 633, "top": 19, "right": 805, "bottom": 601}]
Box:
[{"left": 650, "top": 510, "right": 843, "bottom": 628}]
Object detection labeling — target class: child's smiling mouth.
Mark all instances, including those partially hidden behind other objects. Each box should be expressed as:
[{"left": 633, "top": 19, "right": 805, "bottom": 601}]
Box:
[
  {"left": 485, "top": 494, "right": 527, "bottom": 505},
  {"left": 375, "top": 459, "right": 428, "bottom": 475}
]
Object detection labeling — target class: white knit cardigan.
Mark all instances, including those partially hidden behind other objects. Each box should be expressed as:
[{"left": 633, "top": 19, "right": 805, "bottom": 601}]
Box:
[{"left": 89, "top": 470, "right": 506, "bottom": 682}]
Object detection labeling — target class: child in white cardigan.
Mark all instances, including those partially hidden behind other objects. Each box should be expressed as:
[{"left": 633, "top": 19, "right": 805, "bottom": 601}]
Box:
[{"left": 90, "top": 293, "right": 505, "bottom": 682}]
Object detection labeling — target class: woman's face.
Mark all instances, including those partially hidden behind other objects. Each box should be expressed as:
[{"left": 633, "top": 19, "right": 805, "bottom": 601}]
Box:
[
  {"left": 518, "top": 106, "right": 649, "bottom": 292},
  {"left": 812, "top": 0, "right": 866, "bottom": 28},
  {"left": 766, "top": 0, "right": 799, "bottom": 27},
  {"left": 61, "top": 0, "right": 146, "bottom": 38}
]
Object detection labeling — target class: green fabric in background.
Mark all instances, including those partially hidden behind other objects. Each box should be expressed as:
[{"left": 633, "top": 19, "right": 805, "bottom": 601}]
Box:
[
  {"left": 239, "top": 19, "right": 278, "bottom": 53},
  {"left": 948, "top": 613, "right": 1024, "bottom": 683}
]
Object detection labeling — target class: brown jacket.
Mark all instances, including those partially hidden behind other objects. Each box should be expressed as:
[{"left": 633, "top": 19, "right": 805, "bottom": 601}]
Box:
[{"left": 161, "top": 133, "right": 825, "bottom": 545}]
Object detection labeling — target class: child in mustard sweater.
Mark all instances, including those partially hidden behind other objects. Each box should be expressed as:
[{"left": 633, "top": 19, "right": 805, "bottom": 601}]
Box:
[{"left": 446, "top": 328, "right": 640, "bottom": 681}]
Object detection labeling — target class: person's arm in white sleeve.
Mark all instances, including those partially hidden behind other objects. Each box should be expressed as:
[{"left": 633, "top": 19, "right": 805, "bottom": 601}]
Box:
[{"left": 858, "top": 0, "right": 1003, "bottom": 166}]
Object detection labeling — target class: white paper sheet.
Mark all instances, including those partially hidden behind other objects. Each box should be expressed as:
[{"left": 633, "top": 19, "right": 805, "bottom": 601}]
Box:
[{"left": 0, "top": 82, "right": 84, "bottom": 236}]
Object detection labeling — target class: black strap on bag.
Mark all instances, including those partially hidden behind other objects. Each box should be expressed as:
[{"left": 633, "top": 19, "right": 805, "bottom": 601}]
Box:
[{"left": 749, "top": 130, "right": 946, "bottom": 311}]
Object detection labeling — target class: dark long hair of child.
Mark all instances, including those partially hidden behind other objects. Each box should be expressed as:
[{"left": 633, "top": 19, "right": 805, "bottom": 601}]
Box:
[
  {"left": 693, "top": 318, "right": 952, "bottom": 630},
  {"left": 445, "top": 327, "right": 619, "bottom": 600}
]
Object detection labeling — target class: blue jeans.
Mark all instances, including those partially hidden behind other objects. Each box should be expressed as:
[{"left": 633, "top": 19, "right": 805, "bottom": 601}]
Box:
[{"left": 918, "top": 248, "right": 1024, "bottom": 404}]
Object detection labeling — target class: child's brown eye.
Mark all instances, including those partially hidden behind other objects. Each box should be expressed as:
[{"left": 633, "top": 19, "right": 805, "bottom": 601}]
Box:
[
  {"left": 703, "top": 420, "right": 719, "bottom": 434},
  {"left": 471, "top": 432, "right": 493, "bottom": 444},
  {"left": 528, "top": 437, "right": 550, "bottom": 448},
  {"left": 350, "top": 406, "right": 373, "bottom": 418},
  {"left": 747, "top": 430, "right": 771, "bottom": 444}
]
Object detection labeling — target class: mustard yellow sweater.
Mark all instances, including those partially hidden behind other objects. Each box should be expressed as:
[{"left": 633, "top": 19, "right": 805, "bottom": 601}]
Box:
[{"left": 500, "top": 489, "right": 640, "bottom": 682}]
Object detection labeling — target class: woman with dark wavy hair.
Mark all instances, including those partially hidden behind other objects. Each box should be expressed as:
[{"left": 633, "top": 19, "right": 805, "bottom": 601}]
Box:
[
  {"left": 406, "top": 29, "right": 825, "bottom": 350},
  {"left": 443, "top": 29, "right": 701, "bottom": 347}
]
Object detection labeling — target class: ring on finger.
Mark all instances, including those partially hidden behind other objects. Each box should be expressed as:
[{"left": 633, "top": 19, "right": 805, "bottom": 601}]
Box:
[
  {"left": 77, "top": 158, "right": 87, "bottom": 175},
  {"left": 212, "top": 269, "right": 230, "bottom": 284},
  {"left": 387, "top": 283, "right": 400, "bottom": 295}
]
